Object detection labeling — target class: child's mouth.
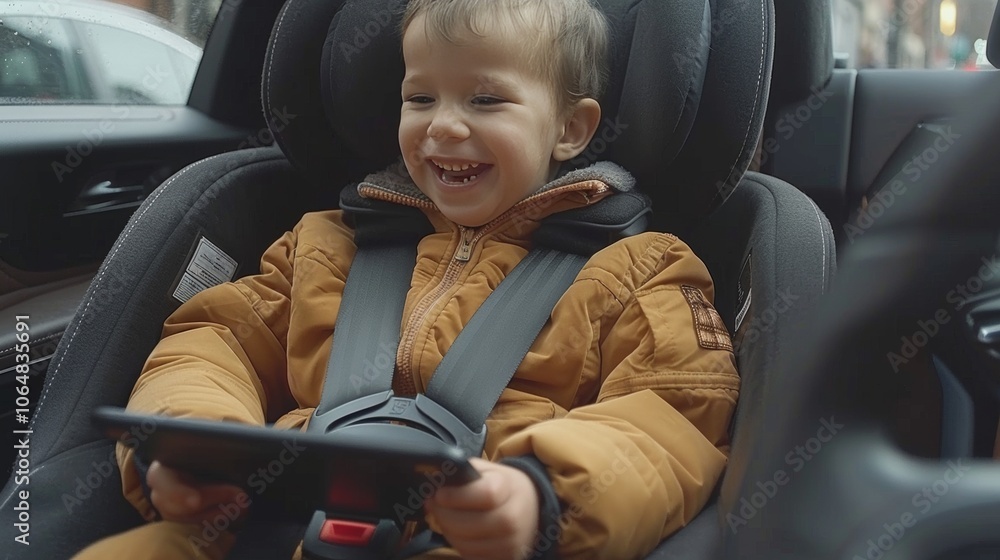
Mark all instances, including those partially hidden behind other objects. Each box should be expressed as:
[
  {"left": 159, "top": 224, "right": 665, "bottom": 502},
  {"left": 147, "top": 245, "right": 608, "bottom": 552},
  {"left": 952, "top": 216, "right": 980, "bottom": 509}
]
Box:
[{"left": 430, "top": 160, "right": 492, "bottom": 187}]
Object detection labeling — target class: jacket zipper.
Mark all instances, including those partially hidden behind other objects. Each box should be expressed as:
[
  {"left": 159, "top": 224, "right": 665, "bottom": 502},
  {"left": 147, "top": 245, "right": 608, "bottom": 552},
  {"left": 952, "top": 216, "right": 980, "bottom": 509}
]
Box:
[
  {"left": 393, "top": 227, "right": 472, "bottom": 395},
  {"left": 359, "top": 180, "right": 609, "bottom": 395}
]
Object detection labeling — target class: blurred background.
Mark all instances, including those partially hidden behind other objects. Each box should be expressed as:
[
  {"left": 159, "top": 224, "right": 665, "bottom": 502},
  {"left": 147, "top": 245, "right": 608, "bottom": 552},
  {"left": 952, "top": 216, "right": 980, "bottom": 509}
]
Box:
[{"left": 833, "top": 0, "right": 998, "bottom": 69}]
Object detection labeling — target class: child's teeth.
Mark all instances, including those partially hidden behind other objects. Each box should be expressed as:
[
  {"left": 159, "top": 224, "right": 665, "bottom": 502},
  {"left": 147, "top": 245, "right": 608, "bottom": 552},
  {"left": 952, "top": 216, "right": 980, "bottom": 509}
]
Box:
[{"left": 433, "top": 160, "right": 482, "bottom": 171}]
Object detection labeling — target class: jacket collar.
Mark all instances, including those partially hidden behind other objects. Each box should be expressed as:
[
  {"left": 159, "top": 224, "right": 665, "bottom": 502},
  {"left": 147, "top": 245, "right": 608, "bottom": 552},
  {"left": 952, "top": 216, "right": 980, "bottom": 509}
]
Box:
[{"left": 355, "top": 160, "right": 637, "bottom": 233}]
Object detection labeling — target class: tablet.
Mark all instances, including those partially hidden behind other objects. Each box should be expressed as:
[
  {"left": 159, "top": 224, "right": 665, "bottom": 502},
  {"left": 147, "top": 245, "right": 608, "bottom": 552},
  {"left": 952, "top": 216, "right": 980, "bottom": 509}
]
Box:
[{"left": 92, "top": 407, "right": 479, "bottom": 520}]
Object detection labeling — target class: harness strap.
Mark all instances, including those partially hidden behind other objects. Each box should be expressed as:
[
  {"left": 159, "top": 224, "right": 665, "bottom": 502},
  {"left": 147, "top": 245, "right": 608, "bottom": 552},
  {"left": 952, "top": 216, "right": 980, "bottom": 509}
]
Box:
[
  {"left": 425, "top": 249, "right": 588, "bottom": 430},
  {"left": 315, "top": 242, "right": 416, "bottom": 415}
]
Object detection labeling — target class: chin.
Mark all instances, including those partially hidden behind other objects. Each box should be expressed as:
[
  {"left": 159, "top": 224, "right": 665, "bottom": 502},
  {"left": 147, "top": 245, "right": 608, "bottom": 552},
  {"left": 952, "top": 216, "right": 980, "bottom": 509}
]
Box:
[
  {"left": 440, "top": 208, "right": 490, "bottom": 228},
  {"left": 446, "top": 215, "right": 488, "bottom": 228}
]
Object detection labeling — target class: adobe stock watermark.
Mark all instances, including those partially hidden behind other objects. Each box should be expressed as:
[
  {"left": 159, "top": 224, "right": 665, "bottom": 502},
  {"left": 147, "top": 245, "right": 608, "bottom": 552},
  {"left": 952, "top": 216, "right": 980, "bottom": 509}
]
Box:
[
  {"left": 759, "top": 86, "right": 834, "bottom": 167},
  {"left": 569, "top": 117, "right": 629, "bottom": 168},
  {"left": 175, "top": 105, "right": 298, "bottom": 230},
  {"left": 674, "top": 0, "right": 753, "bottom": 74},
  {"left": 390, "top": 459, "right": 464, "bottom": 523},
  {"left": 851, "top": 460, "right": 969, "bottom": 560},
  {"left": 726, "top": 416, "right": 844, "bottom": 533},
  {"left": 50, "top": 101, "right": 175, "bottom": 183},
  {"left": 236, "top": 106, "right": 297, "bottom": 151},
  {"left": 188, "top": 436, "right": 306, "bottom": 552},
  {"left": 886, "top": 253, "right": 1000, "bottom": 372},
  {"left": 717, "top": 85, "right": 833, "bottom": 199},
  {"left": 530, "top": 447, "right": 639, "bottom": 557},
  {"left": 79, "top": 269, "right": 138, "bottom": 326},
  {"left": 844, "top": 126, "right": 962, "bottom": 244},
  {"left": 345, "top": 341, "right": 400, "bottom": 393},
  {"left": 732, "top": 288, "right": 799, "bottom": 358},
  {"left": 338, "top": 9, "right": 394, "bottom": 63},
  {"left": 877, "top": 0, "right": 925, "bottom": 37},
  {"left": 388, "top": 447, "right": 639, "bottom": 558},
  {"left": 60, "top": 406, "right": 171, "bottom": 513}
]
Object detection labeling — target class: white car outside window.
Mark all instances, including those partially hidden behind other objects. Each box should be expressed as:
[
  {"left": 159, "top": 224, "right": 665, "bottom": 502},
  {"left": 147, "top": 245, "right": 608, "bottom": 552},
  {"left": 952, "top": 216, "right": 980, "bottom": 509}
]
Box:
[{"left": 0, "top": 0, "right": 219, "bottom": 105}]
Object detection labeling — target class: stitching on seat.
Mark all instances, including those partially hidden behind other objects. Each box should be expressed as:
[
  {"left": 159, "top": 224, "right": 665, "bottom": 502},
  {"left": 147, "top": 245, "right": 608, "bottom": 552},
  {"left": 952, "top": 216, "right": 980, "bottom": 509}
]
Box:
[
  {"left": 783, "top": 179, "right": 831, "bottom": 286},
  {"left": 806, "top": 196, "right": 829, "bottom": 287},
  {"left": 263, "top": 0, "right": 294, "bottom": 142},
  {"left": 0, "top": 331, "right": 63, "bottom": 359},
  {"left": 29, "top": 153, "right": 229, "bottom": 431},
  {"left": 716, "top": 0, "right": 767, "bottom": 205},
  {"left": 748, "top": 173, "right": 832, "bottom": 289}
]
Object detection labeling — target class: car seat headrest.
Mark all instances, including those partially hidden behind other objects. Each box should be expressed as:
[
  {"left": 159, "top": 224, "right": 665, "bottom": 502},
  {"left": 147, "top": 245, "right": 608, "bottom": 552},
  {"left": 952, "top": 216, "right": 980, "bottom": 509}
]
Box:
[
  {"left": 263, "top": 0, "right": 773, "bottom": 231},
  {"left": 660, "top": 0, "right": 774, "bottom": 232},
  {"left": 771, "top": 0, "right": 833, "bottom": 109}
]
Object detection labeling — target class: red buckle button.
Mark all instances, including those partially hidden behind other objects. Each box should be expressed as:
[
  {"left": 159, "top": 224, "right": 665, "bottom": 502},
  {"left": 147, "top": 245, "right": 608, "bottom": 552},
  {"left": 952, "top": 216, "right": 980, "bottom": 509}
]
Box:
[{"left": 318, "top": 520, "right": 376, "bottom": 547}]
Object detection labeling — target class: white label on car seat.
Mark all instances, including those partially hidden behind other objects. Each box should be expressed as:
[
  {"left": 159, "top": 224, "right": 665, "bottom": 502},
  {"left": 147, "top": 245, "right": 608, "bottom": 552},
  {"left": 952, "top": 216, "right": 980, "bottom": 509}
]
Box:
[{"left": 172, "top": 237, "right": 238, "bottom": 303}]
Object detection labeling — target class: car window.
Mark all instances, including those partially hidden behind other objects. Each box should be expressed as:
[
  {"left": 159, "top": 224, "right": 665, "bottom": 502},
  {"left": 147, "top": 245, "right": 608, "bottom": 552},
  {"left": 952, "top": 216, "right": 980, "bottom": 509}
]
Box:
[
  {"left": 0, "top": 0, "right": 222, "bottom": 105},
  {"left": 833, "top": 0, "right": 998, "bottom": 69},
  {"left": 0, "top": 17, "right": 87, "bottom": 101},
  {"left": 75, "top": 21, "right": 196, "bottom": 104}
]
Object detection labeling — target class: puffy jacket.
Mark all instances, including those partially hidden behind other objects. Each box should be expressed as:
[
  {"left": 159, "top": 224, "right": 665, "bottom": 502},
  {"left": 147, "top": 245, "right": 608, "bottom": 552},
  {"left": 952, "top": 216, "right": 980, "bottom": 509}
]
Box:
[{"left": 117, "top": 161, "right": 740, "bottom": 559}]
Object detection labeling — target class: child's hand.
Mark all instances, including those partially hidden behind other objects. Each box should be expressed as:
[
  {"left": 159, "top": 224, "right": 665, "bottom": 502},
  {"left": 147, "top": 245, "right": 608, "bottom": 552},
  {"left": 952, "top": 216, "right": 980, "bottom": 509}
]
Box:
[
  {"left": 426, "top": 458, "right": 540, "bottom": 560},
  {"left": 146, "top": 460, "right": 251, "bottom": 525}
]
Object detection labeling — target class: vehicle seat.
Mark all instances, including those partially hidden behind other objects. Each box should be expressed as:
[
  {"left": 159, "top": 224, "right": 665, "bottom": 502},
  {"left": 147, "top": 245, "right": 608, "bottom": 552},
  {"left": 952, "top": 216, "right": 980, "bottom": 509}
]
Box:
[{"left": 0, "top": 0, "right": 835, "bottom": 558}]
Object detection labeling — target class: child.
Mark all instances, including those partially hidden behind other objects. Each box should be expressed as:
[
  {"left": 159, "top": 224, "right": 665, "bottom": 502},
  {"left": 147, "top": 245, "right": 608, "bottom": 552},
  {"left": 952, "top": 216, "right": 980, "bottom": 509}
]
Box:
[{"left": 75, "top": 0, "right": 740, "bottom": 558}]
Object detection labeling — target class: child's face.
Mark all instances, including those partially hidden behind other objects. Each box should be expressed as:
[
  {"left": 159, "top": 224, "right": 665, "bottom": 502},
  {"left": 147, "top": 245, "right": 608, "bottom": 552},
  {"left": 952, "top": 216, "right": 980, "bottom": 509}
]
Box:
[{"left": 399, "top": 17, "right": 572, "bottom": 227}]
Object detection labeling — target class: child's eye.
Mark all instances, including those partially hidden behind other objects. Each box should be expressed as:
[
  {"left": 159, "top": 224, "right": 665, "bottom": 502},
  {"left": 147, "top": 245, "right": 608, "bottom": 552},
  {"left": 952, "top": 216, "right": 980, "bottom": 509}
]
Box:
[
  {"left": 406, "top": 95, "right": 434, "bottom": 104},
  {"left": 471, "top": 96, "right": 504, "bottom": 106}
]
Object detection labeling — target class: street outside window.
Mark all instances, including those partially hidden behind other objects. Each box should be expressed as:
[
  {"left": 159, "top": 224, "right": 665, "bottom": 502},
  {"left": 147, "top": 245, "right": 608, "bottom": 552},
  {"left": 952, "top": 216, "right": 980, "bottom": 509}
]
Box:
[{"left": 833, "top": 0, "right": 997, "bottom": 69}]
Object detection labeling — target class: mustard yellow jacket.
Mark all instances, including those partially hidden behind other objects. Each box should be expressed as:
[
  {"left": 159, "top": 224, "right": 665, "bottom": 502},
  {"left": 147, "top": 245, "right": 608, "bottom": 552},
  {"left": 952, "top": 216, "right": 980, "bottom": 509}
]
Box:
[{"left": 118, "top": 162, "right": 740, "bottom": 559}]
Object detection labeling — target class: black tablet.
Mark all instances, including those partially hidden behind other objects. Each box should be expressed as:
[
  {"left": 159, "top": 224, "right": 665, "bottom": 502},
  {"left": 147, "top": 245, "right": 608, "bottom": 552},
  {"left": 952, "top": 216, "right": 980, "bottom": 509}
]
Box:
[{"left": 92, "top": 407, "right": 479, "bottom": 520}]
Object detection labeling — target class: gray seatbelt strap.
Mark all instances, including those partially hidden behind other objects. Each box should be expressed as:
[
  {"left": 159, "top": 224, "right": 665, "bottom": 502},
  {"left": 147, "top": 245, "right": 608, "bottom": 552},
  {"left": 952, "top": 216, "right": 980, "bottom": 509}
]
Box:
[
  {"left": 425, "top": 249, "right": 588, "bottom": 430},
  {"left": 314, "top": 243, "right": 416, "bottom": 415},
  {"left": 318, "top": 242, "right": 586, "bottom": 428}
]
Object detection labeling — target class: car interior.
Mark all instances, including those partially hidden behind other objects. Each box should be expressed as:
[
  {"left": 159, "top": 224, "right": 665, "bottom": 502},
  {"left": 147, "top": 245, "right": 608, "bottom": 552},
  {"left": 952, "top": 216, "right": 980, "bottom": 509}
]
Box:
[{"left": 1, "top": 0, "right": 999, "bottom": 558}]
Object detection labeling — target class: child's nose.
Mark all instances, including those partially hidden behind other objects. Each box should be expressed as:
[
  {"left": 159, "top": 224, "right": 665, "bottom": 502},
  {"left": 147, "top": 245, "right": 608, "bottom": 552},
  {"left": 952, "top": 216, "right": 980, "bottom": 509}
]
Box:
[{"left": 426, "top": 108, "right": 470, "bottom": 141}]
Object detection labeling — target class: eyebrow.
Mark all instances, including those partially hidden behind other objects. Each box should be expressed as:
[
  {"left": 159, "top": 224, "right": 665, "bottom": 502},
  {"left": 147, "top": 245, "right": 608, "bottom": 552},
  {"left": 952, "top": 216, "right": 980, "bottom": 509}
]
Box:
[
  {"left": 473, "top": 75, "right": 519, "bottom": 93},
  {"left": 400, "top": 73, "right": 521, "bottom": 93}
]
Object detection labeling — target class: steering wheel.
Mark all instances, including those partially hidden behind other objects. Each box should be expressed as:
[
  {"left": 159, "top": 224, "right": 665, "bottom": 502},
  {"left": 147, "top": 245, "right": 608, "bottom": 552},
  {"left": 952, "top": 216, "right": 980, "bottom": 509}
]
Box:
[{"left": 726, "top": 78, "right": 1000, "bottom": 560}]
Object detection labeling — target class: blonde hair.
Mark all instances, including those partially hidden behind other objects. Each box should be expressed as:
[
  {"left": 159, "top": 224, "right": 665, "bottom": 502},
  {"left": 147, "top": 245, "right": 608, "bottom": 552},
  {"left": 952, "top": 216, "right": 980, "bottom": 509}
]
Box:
[{"left": 401, "top": 0, "right": 610, "bottom": 110}]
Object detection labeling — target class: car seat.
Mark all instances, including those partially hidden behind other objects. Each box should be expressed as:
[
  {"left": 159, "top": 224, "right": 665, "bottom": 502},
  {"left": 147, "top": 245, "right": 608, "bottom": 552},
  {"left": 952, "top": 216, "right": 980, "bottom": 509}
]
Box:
[{"left": 0, "top": 0, "right": 835, "bottom": 558}]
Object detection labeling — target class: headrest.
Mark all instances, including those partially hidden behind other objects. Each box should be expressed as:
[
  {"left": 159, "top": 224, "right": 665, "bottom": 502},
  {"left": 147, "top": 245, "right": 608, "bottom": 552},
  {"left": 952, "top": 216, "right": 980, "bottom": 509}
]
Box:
[
  {"left": 662, "top": 0, "right": 774, "bottom": 232},
  {"left": 771, "top": 0, "right": 833, "bottom": 107},
  {"left": 263, "top": 0, "right": 773, "bottom": 232}
]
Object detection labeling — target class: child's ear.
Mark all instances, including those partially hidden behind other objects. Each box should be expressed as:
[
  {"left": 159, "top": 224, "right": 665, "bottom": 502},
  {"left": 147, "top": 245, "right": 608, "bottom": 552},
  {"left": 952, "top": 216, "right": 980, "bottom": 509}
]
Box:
[{"left": 552, "top": 98, "right": 602, "bottom": 162}]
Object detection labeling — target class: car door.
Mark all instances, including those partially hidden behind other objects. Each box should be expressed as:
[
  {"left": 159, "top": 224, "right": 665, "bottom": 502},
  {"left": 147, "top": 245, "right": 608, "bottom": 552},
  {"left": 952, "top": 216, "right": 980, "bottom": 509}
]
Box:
[{"left": 0, "top": 0, "right": 286, "bottom": 476}]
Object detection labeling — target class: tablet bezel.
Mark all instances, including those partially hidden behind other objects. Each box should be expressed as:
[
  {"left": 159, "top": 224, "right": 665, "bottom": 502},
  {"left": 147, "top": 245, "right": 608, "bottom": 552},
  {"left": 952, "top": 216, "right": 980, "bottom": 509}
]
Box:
[{"left": 92, "top": 406, "right": 479, "bottom": 520}]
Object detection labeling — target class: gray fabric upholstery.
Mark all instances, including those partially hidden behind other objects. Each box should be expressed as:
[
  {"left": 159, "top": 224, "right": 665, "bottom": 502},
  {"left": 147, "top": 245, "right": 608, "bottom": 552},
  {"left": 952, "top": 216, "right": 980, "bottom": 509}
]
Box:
[
  {"left": 687, "top": 172, "right": 835, "bottom": 544},
  {"left": 646, "top": 504, "right": 723, "bottom": 560},
  {"left": 664, "top": 0, "right": 775, "bottom": 234},
  {"left": 770, "top": 0, "right": 834, "bottom": 107}
]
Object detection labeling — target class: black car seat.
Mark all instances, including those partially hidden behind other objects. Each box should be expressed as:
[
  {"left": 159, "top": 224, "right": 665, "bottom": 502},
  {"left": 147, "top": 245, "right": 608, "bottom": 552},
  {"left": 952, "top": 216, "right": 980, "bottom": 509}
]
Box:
[{"left": 0, "top": 0, "right": 835, "bottom": 558}]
